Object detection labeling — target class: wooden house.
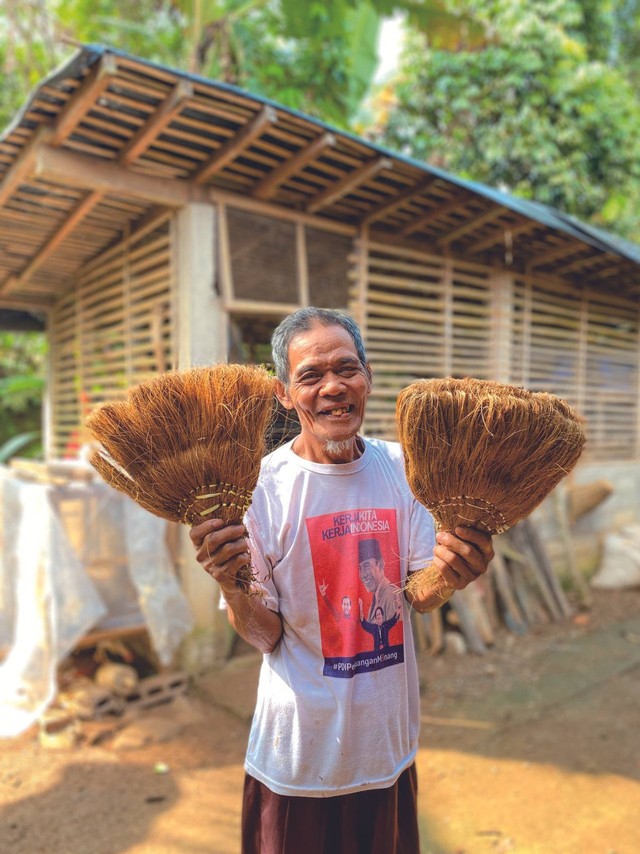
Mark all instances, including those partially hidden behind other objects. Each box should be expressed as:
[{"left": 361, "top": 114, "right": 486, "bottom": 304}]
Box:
[{"left": 2, "top": 45, "right": 640, "bottom": 651}]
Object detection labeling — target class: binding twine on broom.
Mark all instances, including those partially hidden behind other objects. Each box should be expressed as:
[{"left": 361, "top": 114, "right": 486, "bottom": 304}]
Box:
[
  {"left": 396, "top": 377, "right": 586, "bottom": 609},
  {"left": 86, "top": 364, "right": 277, "bottom": 593}
]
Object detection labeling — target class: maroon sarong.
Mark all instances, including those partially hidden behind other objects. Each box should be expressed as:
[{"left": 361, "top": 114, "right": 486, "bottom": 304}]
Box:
[{"left": 241, "top": 763, "right": 420, "bottom": 854}]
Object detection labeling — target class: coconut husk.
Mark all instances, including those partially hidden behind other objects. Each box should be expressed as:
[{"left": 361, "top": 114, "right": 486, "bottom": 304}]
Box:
[
  {"left": 86, "top": 364, "right": 276, "bottom": 592},
  {"left": 397, "top": 377, "right": 586, "bottom": 606}
]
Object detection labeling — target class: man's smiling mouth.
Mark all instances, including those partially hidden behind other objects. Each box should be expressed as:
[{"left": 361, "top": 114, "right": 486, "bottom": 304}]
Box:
[{"left": 319, "top": 405, "right": 352, "bottom": 417}]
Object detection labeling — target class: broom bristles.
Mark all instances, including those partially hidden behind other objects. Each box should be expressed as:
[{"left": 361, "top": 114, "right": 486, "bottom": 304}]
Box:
[
  {"left": 86, "top": 364, "right": 276, "bottom": 592},
  {"left": 397, "top": 377, "right": 586, "bottom": 535},
  {"left": 398, "top": 377, "right": 586, "bottom": 609}
]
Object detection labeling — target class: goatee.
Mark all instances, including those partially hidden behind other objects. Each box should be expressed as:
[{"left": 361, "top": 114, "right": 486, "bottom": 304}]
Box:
[{"left": 324, "top": 439, "right": 353, "bottom": 456}]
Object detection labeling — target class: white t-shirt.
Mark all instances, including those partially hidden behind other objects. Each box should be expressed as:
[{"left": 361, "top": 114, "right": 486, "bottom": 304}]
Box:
[{"left": 243, "top": 437, "right": 435, "bottom": 797}]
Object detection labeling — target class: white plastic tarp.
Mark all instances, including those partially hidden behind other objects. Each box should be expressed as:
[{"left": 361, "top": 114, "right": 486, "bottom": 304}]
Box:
[{"left": 0, "top": 469, "right": 194, "bottom": 737}]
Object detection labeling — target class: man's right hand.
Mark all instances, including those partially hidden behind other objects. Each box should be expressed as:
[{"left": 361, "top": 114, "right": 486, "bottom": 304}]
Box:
[{"left": 189, "top": 517, "right": 251, "bottom": 598}]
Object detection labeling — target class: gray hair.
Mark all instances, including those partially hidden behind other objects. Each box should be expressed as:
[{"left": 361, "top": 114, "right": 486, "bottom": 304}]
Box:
[{"left": 271, "top": 307, "right": 367, "bottom": 385}]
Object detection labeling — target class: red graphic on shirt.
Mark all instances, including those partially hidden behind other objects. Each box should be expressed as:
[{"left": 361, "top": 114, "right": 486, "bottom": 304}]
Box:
[{"left": 305, "top": 508, "right": 404, "bottom": 679}]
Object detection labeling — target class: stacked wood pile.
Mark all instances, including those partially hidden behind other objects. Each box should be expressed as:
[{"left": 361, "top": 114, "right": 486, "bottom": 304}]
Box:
[
  {"left": 414, "top": 480, "right": 613, "bottom": 655},
  {"left": 412, "top": 518, "right": 573, "bottom": 656}
]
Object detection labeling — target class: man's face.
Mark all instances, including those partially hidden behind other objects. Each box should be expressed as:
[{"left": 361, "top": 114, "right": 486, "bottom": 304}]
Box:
[
  {"left": 359, "top": 558, "right": 385, "bottom": 592},
  {"left": 276, "top": 322, "right": 372, "bottom": 463},
  {"left": 342, "top": 596, "right": 351, "bottom": 615}
]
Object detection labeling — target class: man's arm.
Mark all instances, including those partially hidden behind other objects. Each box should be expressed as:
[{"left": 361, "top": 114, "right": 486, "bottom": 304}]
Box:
[
  {"left": 406, "top": 526, "right": 494, "bottom": 614},
  {"left": 190, "top": 517, "right": 284, "bottom": 654}
]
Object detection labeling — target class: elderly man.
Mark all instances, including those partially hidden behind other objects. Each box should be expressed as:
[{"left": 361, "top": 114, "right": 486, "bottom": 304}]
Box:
[{"left": 191, "top": 307, "right": 494, "bottom": 854}]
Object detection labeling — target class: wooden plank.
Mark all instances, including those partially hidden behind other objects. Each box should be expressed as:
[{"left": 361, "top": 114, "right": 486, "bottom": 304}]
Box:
[
  {"left": 506, "top": 525, "right": 563, "bottom": 621},
  {"left": 252, "top": 132, "right": 336, "bottom": 200},
  {"left": 4, "top": 190, "right": 103, "bottom": 292},
  {"left": 0, "top": 127, "right": 52, "bottom": 208},
  {"left": 363, "top": 175, "right": 438, "bottom": 225},
  {"left": 399, "top": 193, "right": 471, "bottom": 237},
  {"left": 529, "top": 240, "right": 588, "bottom": 268},
  {"left": 438, "top": 205, "right": 504, "bottom": 246},
  {"left": 465, "top": 220, "right": 537, "bottom": 255},
  {"left": 193, "top": 106, "right": 277, "bottom": 185},
  {"left": 519, "top": 517, "right": 574, "bottom": 618},
  {"left": 551, "top": 489, "right": 592, "bottom": 609},
  {"left": 491, "top": 541, "right": 527, "bottom": 633},
  {"left": 120, "top": 79, "right": 194, "bottom": 165},
  {"left": 450, "top": 594, "right": 487, "bottom": 654},
  {"left": 34, "top": 144, "right": 208, "bottom": 207},
  {"left": 306, "top": 157, "right": 392, "bottom": 214},
  {"left": 50, "top": 54, "right": 119, "bottom": 146}
]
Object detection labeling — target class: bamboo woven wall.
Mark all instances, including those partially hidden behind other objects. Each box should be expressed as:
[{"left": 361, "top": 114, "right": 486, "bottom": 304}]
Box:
[
  {"left": 351, "top": 240, "right": 495, "bottom": 440},
  {"left": 49, "top": 214, "right": 175, "bottom": 457},
  {"left": 351, "top": 239, "right": 640, "bottom": 462}
]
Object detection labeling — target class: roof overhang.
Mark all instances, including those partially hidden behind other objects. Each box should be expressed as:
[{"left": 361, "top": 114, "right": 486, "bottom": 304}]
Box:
[{"left": 1, "top": 44, "right": 639, "bottom": 311}]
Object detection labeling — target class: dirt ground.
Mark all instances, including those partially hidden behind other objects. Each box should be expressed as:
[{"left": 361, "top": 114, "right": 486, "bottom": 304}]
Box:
[{"left": 1, "top": 587, "right": 639, "bottom": 854}]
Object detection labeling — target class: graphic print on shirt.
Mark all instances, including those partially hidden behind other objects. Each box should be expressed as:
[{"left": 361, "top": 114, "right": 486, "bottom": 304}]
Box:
[{"left": 305, "top": 508, "right": 404, "bottom": 679}]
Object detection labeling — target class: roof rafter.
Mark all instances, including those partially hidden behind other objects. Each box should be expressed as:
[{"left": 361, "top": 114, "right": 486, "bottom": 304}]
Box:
[
  {"left": 1, "top": 191, "right": 102, "bottom": 295},
  {"left": 437, "top": 205, "right": 504, "bottom": 246},
  {"left": 4, "top": 82, "right": 202, "bottom": 292},
  {"left": 399, "top": 192, "right": 471, "bottom": 237},
  {"left": 529, "top": 240, "right": 588, "bottom": 268},
  {"left": 589, "top": 261, "right": 630, "bottom": 280},
  {"left": 306, "top": 157, "right": 392, "bottom": 214},
  {"left": 0, "top": 127, "right": 51, "bottom": 208},
  {"left": 120, "top": 79, "right": 194, "bottom": 165},
  {"left": 553, "top": 251, "right": 610, "bottom": 276},
  {"left": 193, "top": 106, "right": 277, "bottom": 185},
  {"left": 50, "top": 54, "right": 119, "bottom": 146},
  {"left": 252, "top": 132, "right": 336, "bottom": 201},
  {"left": 362, "top": 175, "right": 438, "bottom": 226},
  {"left": 464, "top": 220, "right": 537, "bottom": 255}
]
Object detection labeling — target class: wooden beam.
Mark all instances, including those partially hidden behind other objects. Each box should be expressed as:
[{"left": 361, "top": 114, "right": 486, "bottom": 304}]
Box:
[
  {"left": 399, "top": 192, "right": 470, "bottom": 237},
  {"left": 34, "top": 144, "right": 209, "bottom": 207},
  {"left": 0, "top": 127, "right": 51, "bottom": 208},
  {"left": 50, "top": 54, "right": 118, "bottom": 146},
  {"left": 0, "top": 288, "right": 54, "bottom": 310},
  {"left": 208, "top": 186, "right": 355, "bottom": 235},
  {"left": 528, "top": 240, "right": 587, "bottom": 268},
  {"left": 465, "top": 220, "right": 537, "bottom": 255},
  {"left": 225, "top": 298, "right": 302, "bottom": 315},
  {"left": 588, "top": 261, "right": 631, "bottom": 281},
  {"left": 2, "top": 191, "right": 103, "bottom": 294},
  {"left": 193, "top": 106, "right": 277, "bottom": 185},
  {"left": 554, "top": 251, "right": 614, "bottom": 276},
  {"left": 437, "top": 205, "right": 504, "bottom": 246},
  {"left": 306, "top": 157, "right": 392, "bottom": 214},
  {"left": 7, "top": 82, "right": 195, "bottom": 291},
  {"left": 120, "top": 79, "right": 194, "bottom": 166},
  {"left": 362, "top": 175, "right": 438, "bottom": 226},
  {"left": 252, "top": 132, "right": 336, "bottom": 201}
]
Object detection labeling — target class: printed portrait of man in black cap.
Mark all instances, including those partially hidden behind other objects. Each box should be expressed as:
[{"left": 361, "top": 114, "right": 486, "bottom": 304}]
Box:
[{"left": 357, "top": 538, "right": 401, "bottom": 623}]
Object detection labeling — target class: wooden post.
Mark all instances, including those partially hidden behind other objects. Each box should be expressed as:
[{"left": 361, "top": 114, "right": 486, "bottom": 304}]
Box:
[
  {"left": 442, "top": 257, "right": 453, "bottom": 376},
  {"left": 490, "top": 270, "right": 513, "bottom": 382},
  {"left": 42, "top": 307, "right": 55, "bottom": 461},
  {"left": 173, "top": 202, "right": 230, "bottom": 670}
]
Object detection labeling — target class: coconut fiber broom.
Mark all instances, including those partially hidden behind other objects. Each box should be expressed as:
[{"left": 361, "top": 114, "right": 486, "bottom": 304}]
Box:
[
  {"left": 396, "top": 377, "right": 586, "bottom": 606},
  {"left": 86, "top": 364, "right": 276, "bottom": 592}
]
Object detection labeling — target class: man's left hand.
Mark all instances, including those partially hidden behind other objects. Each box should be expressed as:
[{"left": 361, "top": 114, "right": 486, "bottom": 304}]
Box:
[{"left": 433, "top": 527, "right": 494, "bottom": 590}]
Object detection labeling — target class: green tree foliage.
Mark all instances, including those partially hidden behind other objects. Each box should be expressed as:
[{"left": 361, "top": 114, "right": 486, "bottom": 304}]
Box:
[
  {"left": 0, "top": 0, "right": 436, "bottom": 129},
  {"left": 374, "top": 0, "right": 640, "bottom": 240},
  {"left": 0, "top": 332, "right": 46, "bottom": 460}
]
